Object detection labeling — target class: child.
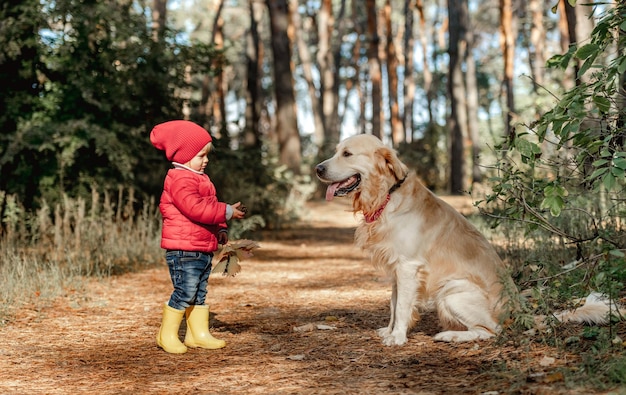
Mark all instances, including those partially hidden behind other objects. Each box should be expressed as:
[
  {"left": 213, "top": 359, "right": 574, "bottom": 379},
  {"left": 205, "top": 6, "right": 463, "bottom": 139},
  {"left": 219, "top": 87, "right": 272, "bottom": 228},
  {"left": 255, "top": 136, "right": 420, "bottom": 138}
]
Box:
[{"left": 150, "top": 120, "right": 246, "bottom": 354}]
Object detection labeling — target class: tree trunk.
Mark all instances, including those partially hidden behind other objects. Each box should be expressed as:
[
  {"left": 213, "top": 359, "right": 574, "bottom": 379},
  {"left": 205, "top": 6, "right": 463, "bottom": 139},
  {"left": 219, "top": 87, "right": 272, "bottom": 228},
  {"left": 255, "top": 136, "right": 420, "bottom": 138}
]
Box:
[
  {"left": 243, "top": 0, "right": 263, "bottom": 148},
  {"left": 384, "top": 0, "right": 402, "bottom": 146},
  {"left": 447, "top": 0, "right": 469, "bottom": 194},
  {"left": 198, "top": 0, "right": 225, "bottom": 130},
  {"left": 528, "top": 0, "right": 545, "bottom": 90},
  {"left": 559, "top": 0, "right": 596, "bottom": 88},
  {"left": 556, "top": 0, "right": 576, "bottom": 93},
  {"left": 500, "top": 0, "right": 516, "bottom": 146},
  {"left": 574, "top": 2, "right": 594, "bottom": 86},
  {"left": 211, "top": 0, "right": 226, "bottom": 135},
  {"left": 151, "top": 0, "right": 167, "bottom": 42},
  {"left": 266, "top": 0, "right": 302, "bottom": 174},
  {"left": 416, "top": 0, "right": 433, "bottom": 127},
  {"left": 563, "top": 0, "right": 579, "bottom": 86},
  {"left": 402, "top": 0, "right": 415, "bottom": 142},
  {"left": 330, "top": 0, "right": 347, "bottom": 142},
  {"left": 366, "top": 0, "right": 382, "bottom": 138},
  {"left": 291, "top": 1, "right": 324, "bottom": 149},
  {"left": 352, "top": 0, "right": 367, "bottom": 135},
  {"left": 557, "top": 0, "right": 570, "bottom": 54},
  {"left": 465, "top": 31, "right": 480, "bottom": 184},
  {"left": 317, "top": 0, "right": 339, "bottom": 148}
]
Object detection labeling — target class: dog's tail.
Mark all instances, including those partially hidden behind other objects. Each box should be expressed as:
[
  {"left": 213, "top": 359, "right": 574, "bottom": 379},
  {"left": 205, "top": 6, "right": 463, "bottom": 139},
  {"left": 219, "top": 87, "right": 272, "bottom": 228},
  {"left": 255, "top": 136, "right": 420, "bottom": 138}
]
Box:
[
  {"left": 535, "top": 292, "right": 626, "bottom": 330},
  {"left": 555, "top": 292, "right": 623, "bottom": 325},
  {"left": 534, "top": 292, "right": 624, "bottom": 330}
]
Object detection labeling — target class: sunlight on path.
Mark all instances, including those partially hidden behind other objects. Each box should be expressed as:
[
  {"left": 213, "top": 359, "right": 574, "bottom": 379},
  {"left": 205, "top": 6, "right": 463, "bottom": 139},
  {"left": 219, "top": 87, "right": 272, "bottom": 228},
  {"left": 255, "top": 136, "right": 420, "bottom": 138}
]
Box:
[{"left": 300, "top": 199, "right": 360, "bottom": 228}]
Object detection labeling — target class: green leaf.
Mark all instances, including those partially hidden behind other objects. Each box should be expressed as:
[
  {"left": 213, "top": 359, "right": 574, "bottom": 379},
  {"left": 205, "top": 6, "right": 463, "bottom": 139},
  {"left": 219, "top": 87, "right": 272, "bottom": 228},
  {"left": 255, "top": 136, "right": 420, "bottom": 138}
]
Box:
[
  {"left": 592, "top": 159, "right": 609, "bottom": 167},
  {"left": 551, "top": 2, "right": 559, "bottom": 14},
  {"left": 611, "top": 167, "right": 624, "bottom": 178},
  {"left": 540, "top": 183, "right": 569, "bottom": 217},
  {"left": 540, "top": 195, "right": 564, "bottom": 217},
  {"left": 574, "top": 43, "right": 599, "bottom": 60},
  {"left": 619, "top": 57, "right": 626, "bottom": 75},
  {"left": 589, "top": 167, "right": 608, "bottom": 180},
  {"left": 567, "top": 0, "right": 576, "bottom": 6},
  {"left": 613, "top": 157, "right": 626, "bottom": 170},
  {"left": 546, "top": 50, "right": 574, "bottom": 70},
  {"left": 544, "top": 184, "right": 568, "bottom": 198},
  {"left": 515, "top": 138, "right": 541, "bottom": 161},
  {"left": 603, "top": 172, "right": 616, "bottom": 190},
  {"left": 594, "top": 271, "right": 606, "bottom": 288},
  {"left": 609, "top": 249, "right": 625, "bottom": 258},
  {"left": 546, "top": 55, "right": 562, "bottom": 68},
  {"left": 578, "top": 56, "right": 595, "bottom": 77},
  {"left": 593, "top": 96, "right": 611, "bottom": 113}
]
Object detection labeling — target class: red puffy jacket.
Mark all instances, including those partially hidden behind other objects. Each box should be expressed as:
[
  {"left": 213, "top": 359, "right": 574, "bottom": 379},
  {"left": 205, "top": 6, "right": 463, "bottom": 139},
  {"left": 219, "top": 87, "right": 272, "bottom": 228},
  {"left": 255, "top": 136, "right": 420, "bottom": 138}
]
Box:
[{"left": 159, "top": 167, "right": 227, "bottom": 253}]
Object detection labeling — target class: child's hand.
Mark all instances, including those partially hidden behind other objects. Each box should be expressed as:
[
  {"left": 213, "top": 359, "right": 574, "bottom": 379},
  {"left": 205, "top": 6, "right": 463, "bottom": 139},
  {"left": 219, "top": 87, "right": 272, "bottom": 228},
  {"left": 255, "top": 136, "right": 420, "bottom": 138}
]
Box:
[
  {"left": 231, "top": 202, "right": 247, "bottom": 219},
  {"left": 218, "top": 231, "right": 229, "bottom": 245}
]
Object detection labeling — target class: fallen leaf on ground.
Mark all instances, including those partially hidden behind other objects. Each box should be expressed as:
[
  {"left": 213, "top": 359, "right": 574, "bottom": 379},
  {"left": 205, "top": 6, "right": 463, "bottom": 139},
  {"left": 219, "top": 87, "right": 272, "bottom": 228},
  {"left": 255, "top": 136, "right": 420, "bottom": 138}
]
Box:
[
  {"left": 316, "top": 324, "right": 336, "bottom": 330},
  {"left": 293, "top": 323, "right": 316, "bottom": 332}
]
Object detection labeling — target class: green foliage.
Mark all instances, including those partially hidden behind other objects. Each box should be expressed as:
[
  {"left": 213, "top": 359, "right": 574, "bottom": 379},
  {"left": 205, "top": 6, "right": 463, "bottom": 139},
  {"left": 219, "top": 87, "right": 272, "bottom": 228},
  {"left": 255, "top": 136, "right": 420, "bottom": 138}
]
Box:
[
  {"left": 0, "top": 0, "right": 296, "bottom": 237},
  {"left": 0, "top": 0, "right": 46, "bottom": 128},
  {"left": 0, "top": 1, "right": 308, "bottom": 284},
  {"left": 480, "top": 4, "right": 626, "bottom": 383},
  {"left": 484, "top": 1, "right": 626, "bottom": 282},
  {"left": 0, "top": 0, "right": 227, "bottom": 210}
]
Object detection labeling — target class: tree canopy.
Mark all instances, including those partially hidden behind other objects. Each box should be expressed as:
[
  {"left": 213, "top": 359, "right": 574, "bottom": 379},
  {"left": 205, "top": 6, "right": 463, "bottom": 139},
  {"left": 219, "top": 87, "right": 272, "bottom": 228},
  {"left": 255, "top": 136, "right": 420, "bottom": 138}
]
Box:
[{"left": 0, "top": 0, "right": 624, "bottom": 216}]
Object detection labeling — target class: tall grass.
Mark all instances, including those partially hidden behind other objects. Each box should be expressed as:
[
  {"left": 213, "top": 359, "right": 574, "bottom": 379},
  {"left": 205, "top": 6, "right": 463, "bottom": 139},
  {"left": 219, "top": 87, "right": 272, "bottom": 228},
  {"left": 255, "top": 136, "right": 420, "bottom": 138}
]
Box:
[{"left": 0, "top": 187, "right": 163, "bottom": 323}]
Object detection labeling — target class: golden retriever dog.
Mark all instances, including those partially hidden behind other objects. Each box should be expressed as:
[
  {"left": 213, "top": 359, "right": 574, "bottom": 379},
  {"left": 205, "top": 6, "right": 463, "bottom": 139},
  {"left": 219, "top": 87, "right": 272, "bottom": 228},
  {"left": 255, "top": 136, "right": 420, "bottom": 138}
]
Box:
[{"left": 316, "top": 134, "right": 618, "bottom": 345}]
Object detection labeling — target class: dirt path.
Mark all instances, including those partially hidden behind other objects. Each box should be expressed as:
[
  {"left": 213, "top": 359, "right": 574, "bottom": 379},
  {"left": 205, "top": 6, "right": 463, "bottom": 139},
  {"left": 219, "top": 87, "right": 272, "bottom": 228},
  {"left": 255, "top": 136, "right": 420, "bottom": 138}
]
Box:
[{"left": 0, "top": 199, "right": 611, "bottom": 394}]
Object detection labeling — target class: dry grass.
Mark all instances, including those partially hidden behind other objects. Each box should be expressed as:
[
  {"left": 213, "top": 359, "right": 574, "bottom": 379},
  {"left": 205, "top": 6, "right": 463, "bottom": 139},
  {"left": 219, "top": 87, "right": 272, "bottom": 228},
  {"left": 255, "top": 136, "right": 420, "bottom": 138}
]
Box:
[
  {"left": 0, "top": 198, "right": 622, "bottom": 394},
  {"left": 0, "top": 187, "right": 163, "bottom": 321}
]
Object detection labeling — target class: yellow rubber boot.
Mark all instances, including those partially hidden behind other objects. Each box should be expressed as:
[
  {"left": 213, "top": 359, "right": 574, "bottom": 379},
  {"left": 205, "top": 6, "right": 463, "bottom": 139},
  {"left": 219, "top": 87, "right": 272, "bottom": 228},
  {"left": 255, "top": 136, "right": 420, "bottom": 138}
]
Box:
[
  {"left": 156, "top": 304, "right": 188, "bottom": 354},
  {"left": 184, "top": 305, "right": 226, "bottom": 349}
]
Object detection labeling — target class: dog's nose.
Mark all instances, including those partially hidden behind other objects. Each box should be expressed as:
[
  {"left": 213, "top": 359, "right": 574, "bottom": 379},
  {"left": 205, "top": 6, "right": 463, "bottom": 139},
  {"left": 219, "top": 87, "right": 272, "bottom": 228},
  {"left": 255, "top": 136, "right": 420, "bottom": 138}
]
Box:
[{"left": 315, "top": 164, "right": 325, "bottom": 177}]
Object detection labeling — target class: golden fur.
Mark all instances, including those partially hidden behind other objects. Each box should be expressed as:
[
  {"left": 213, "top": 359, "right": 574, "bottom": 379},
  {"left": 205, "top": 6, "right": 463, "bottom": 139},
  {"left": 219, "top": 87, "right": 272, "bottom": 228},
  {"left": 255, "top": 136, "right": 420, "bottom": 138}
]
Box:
[{"left": 316, "top": 134, "right": 617, "bottom": 345}]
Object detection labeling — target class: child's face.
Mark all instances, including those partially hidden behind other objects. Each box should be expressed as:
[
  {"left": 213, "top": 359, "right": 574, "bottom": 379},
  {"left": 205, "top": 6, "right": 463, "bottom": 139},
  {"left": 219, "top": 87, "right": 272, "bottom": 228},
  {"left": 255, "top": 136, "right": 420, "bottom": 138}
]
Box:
[{"left": 184, "top": 142, "right": 211, "bottom": 172}]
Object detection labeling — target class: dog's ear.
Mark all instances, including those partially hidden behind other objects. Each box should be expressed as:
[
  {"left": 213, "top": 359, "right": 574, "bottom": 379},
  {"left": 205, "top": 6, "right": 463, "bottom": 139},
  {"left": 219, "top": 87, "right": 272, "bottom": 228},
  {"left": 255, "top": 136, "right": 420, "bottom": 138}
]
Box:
[{"left": 376, "top": 147, "right": 408, "bottom": 181}]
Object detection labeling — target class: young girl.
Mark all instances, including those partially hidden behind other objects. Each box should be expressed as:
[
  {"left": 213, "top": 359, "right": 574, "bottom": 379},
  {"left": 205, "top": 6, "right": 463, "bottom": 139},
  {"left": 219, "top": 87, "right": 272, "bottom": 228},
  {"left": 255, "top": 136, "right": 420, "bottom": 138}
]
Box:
[{"left": 150, "top": 120, "right": 246, "bottom": 354}]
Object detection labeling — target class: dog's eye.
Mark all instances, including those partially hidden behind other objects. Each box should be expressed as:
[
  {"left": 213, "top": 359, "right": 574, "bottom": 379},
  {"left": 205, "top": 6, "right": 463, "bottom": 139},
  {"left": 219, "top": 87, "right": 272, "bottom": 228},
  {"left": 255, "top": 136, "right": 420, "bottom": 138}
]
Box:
[{"left": 342, "top": 150, "right": 352, "bottom": 157}]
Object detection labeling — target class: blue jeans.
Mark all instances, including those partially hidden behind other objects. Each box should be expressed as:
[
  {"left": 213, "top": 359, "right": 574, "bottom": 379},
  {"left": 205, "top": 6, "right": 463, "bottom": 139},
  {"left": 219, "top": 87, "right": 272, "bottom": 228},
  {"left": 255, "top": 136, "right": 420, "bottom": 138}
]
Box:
[{"left": 165, "top": 250, "right": 213, "bottom": 311}]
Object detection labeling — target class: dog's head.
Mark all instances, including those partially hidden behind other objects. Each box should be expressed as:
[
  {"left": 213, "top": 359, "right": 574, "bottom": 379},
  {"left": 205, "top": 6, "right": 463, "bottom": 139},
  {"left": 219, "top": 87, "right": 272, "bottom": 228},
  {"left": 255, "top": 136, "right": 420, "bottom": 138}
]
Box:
[{"left": 315, "top": 134, "right": 408, "bottom": 215}]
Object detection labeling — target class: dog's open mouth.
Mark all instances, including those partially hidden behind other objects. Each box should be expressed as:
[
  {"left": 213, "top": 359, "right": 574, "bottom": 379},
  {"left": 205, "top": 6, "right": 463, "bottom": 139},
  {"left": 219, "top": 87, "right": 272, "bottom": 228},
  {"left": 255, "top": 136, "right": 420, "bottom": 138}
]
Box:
[{"left": 325, "top": 174, "right": 361, "bottom": 201}]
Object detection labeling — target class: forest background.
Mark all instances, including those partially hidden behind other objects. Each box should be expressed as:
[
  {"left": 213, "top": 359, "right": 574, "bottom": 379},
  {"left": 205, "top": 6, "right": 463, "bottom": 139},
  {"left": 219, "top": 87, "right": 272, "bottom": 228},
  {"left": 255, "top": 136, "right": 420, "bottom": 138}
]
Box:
[{"left": 1, "top": 0, "right": 626, "bottom": 389}]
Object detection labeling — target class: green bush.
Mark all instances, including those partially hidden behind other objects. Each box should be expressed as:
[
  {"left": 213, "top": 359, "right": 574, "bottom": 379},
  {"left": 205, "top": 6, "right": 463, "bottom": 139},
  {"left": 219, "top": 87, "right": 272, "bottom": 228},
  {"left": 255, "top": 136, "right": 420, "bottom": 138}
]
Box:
[
  {"left": 477, "top": 2, "right": 626, "bottom": 386},
  {"left": 483, "top": 2, "right": 626, "bottom": 301}
]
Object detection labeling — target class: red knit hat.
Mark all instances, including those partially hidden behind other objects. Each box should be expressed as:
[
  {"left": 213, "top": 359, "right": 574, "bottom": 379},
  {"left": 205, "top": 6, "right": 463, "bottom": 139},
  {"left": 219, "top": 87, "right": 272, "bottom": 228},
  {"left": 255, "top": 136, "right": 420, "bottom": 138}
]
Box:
[{"left": 150, "top": 120, "right": 212, "bottom": 163}]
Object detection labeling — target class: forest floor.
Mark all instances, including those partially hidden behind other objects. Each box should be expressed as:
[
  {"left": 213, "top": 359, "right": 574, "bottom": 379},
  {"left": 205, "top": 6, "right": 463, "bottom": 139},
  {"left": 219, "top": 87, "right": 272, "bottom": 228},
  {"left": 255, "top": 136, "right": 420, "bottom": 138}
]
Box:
[{"left": 0, "top": 198, "right": 624, "bottom": 395}]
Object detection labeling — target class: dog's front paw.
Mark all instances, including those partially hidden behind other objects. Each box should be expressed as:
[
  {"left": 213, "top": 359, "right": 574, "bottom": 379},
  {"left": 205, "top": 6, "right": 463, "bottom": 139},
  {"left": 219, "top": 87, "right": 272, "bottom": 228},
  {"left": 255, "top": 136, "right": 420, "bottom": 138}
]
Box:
[
  {"left": 433, "top": 331, "right": 461, "bottom": 342},
  {"left": 376, "top": 327, "right": 391, "bottom": 338},
  {"left": 381, "top": 331, "right": 407, "bottom": 346}
]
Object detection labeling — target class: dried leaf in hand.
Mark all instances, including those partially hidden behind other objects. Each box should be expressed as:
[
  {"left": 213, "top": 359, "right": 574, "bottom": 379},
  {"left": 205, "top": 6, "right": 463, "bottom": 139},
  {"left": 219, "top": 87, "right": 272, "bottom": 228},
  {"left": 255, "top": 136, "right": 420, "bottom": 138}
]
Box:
[
  {"left": 211, "top": 239, "right": 259, "bottom": 276},
  {"left": 212, "top": 255, "right": 242, "bottom": 276}
]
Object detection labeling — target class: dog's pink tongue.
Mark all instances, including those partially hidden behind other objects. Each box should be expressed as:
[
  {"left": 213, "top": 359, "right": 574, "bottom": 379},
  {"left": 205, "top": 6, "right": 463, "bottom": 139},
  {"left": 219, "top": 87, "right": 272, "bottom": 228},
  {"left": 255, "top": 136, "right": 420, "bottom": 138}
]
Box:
[{"left": 325, "top": 183, "right": 339, "bottom": 201}]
